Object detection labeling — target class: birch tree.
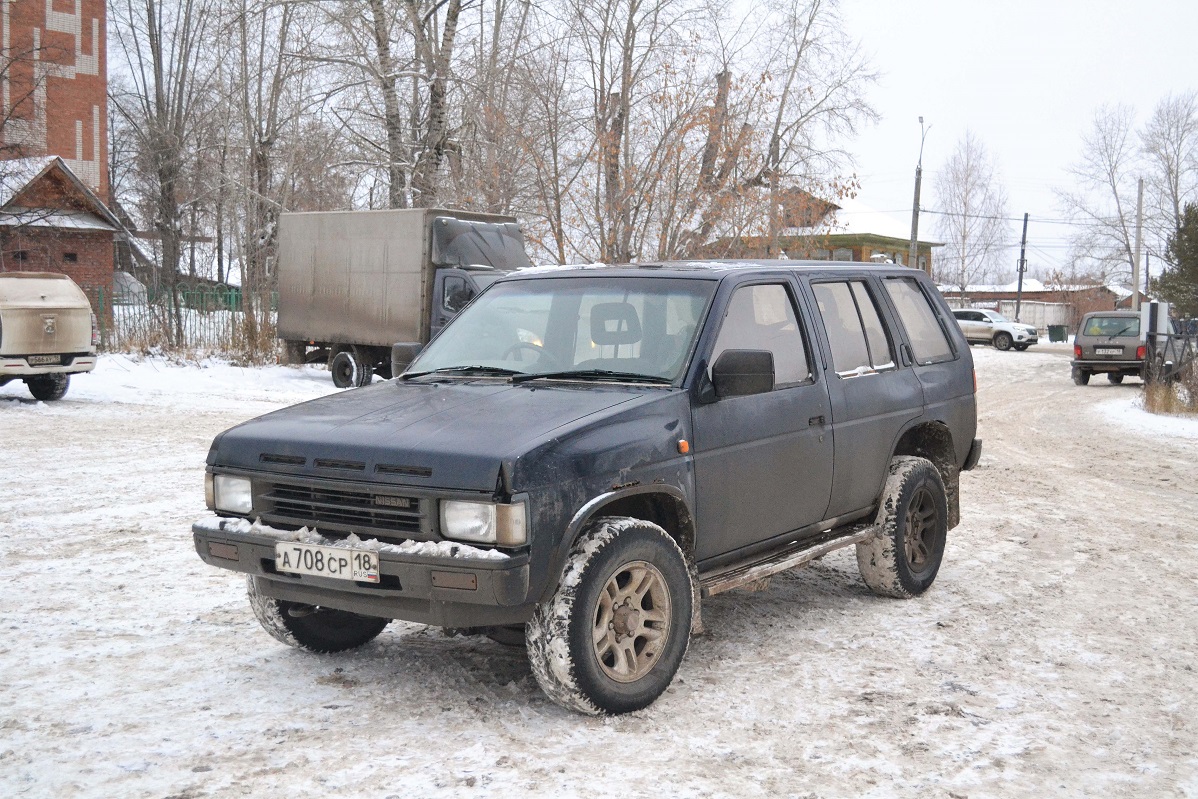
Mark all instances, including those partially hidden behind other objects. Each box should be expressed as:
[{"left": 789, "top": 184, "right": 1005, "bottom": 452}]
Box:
[{"left": 932, "top": 131, "right": 1011, "bottom": 292}]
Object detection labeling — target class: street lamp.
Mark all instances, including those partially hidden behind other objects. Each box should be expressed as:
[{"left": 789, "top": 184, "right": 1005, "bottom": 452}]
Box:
[{"left": 908, "top": 116, "right": 931, "bottom": 274}]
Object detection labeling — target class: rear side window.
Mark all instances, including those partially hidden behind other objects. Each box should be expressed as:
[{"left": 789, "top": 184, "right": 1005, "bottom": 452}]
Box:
[
  {"left": 710, "top": 283, "right": 811, "bottom": 387},
  {"left": 812, "top": 280, "right": 895, "bottom": 375},
  {"left": 885, "top": 278, "right": 955, "bottom": 364}
]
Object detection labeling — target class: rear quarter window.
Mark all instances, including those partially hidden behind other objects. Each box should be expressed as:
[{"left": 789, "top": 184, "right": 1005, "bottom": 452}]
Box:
[
  {"left": 812, "top": 280, "right": 895, "bottom": 375},
  {"left": 884, "top": 278, "right": 955, "bottom": 364}
]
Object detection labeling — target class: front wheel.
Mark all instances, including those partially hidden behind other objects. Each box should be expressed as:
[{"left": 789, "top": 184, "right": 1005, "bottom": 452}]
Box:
[
  {"left": 247, "top": 577, "right": 390, "bottom": 653},
  {"left": 1013, "top": 343, "right": 1029, "bottom": 351},
  {"left": 993, "top": 332, "right": 1013, "bottom": 351},
  {"left": 26, "top": 374, "right": 70, "bottom": 401},
  {"left": 857, "top": 456, "right": 948, "bottom": 599},
  {"left": 526, "top": 517, "right": 692, "bottom": 715}
]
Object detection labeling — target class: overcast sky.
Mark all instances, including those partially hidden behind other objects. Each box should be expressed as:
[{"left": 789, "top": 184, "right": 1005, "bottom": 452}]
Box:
[{"left": 837, "top": 0, "right": 1198, "bottom": 281}]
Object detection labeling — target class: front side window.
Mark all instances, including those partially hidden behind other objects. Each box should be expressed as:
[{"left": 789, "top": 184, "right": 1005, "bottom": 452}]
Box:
[
  {"left": 709, "top": 283, "right": 810, "bottom": 387},
  {"left": 813, "top": 280, "right": 895, "bottom": 376},
  {"left": 885, "top": 278, "right": 955, "bottom": 364}
]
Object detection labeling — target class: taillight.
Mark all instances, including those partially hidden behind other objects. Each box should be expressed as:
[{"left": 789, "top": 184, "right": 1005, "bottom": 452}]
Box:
[
  {"left": 1136, "top": 345, "right": 1146, "bottom": 359},
  {"left": 1074, "top": 344, "right": 1082, "bottom": 358}
]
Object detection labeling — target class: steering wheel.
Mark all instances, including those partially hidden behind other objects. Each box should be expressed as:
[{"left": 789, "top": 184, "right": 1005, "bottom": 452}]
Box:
[{"left": 501, "top": 341, "right": 557, "bottom": 368}]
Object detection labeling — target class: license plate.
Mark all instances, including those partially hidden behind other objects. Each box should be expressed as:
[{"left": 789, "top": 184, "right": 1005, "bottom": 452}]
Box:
[
  {"left": 27, "top": 355, "right": 60, "bottom": 365},
  {"left": 1095, "top": 347, "right": 1122, "bottom": 355},
  {"left": 274, "top": 542, "right": 379, "bottom": 583}
]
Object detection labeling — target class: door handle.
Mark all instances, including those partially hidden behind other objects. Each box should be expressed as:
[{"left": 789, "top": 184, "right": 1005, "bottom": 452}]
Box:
[{"left": 808, "top": 415, "right": 826, "bottom": 427}]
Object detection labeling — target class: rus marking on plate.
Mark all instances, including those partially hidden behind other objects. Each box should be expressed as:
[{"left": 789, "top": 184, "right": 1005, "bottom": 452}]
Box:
[{"left": 373, "top": 495, "right": 411, "bottom": 508}]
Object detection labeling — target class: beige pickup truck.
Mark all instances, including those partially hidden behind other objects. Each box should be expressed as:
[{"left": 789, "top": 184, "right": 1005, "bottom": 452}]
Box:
[{"left": 0, "top": 272, "right": 97, "bottom": 400}]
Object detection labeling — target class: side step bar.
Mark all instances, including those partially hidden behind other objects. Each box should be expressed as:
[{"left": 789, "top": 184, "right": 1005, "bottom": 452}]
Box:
[{"left": 698, "top": 525, "right": 878, "bottom": 598}]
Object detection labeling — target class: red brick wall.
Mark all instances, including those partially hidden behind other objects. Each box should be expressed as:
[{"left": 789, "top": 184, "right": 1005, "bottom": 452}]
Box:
[
  {"left": 3, "top": 0, "right": 108, "bottom": 200},
  {"left": 0, "top": 228, "right": 115, "bottom": 317}
]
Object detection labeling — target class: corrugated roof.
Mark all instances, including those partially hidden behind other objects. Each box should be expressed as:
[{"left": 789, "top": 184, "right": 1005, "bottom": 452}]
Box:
[{"left": 0, "top": 208, "right": 116, "bottom": 231}]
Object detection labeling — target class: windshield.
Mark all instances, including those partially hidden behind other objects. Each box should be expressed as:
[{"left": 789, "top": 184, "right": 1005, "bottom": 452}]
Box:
[
  {"left": 1084, "top": 316, "right": 1140, "bottom": 337},
  {"left": 407, "top": 276, "right": 715, "bottom": 383}
]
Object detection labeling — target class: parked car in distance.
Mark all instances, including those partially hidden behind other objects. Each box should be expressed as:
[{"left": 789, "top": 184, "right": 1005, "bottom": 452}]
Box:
[
  {"left": 193, "top": 260, "right": 981, "bottom": 715},
  {"left": 1070, "top": 309, "right": 1174, "bottom": 385},
  {"left": 952, "top": 308, "right": 1039, "bottom": 351},
  {"left": 0, "top": 272, "right": 98, "bottom": 400}
]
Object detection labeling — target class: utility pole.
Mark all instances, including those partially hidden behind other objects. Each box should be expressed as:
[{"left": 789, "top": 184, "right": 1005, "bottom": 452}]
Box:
[
  {"left": 1014, "top": 213, "right": 1029, "bottom": 321},
  {"left": 1132, "top": 177, "right": 1144, "bottom": 311},
  {"left": 909, "top": 117, "right": 931, "bottom": 274}
]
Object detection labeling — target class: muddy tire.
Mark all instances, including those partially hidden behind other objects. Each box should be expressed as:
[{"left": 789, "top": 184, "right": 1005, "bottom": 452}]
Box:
[
  {"left": 246, "top": 576, "right": 389, "bottom": 653},
  {"left": 993, "top": 332, "right": 1013, "bottom": 351},
  {"left": 526, "top": 517, "right": 692, "bottom": 715},
  {"left": 856, "top": 456, "right": 948, "bottom": 599},
  {"left": 1107, "top": 373, "right": 1124, "bottom": 385},
  {"left": 330, "top": 350, "right": 365, "bottom": 389},
  {"left": 26, "top": 374, "right": 70, "bottom": 401},
  {"left": 1072, "top": 367, "right": 1091, "bottom": 386}
]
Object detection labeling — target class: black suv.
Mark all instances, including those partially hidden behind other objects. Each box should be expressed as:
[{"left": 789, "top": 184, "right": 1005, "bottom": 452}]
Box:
[{"left": 194, "top": 261, "right": 980, "bottom": 714}]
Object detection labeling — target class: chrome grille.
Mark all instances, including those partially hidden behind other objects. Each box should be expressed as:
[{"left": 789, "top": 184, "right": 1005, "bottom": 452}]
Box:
[{"left": 259, "top": 479, "right": 426, "bottom": 540}]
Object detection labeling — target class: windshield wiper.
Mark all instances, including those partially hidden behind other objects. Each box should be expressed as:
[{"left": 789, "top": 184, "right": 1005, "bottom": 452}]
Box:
[
  {"left": 511, "top": 369, "right": 671, "bottom": 385},
  {"left": 401, "top": 365, "right": 526, "bottom": 380}
]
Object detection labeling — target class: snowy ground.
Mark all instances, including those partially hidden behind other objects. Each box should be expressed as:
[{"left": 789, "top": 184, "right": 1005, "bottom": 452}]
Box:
[{"left": 1, "top": 346, "right": 1196, "bottom": 798}]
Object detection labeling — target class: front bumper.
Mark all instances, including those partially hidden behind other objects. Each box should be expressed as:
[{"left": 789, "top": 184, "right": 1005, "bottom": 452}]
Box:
[
  {"left": 193, "top": 516, "right": 533, "bottom": 627},
  {"left": 0, "top": 354, "right": 97, "bottom": 377}
]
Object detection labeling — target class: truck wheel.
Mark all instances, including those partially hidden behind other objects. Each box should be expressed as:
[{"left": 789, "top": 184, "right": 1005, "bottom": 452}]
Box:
[
  {"left": 856, "top": 456, "right": 948, "bottom": 599},
  {"left": 330, "top": 350, "right": 363, "bottom": 388},
  {"left": 526, "top": 517, "right": 692, "bottom": 715},
  {"left": 246, "top": 576, "right": 389, "bottom": 653},
  {"left": 26, "top": 374, "right": 70, "bottom": 401},
  {"left": 351, "top": 346, "right": 374, "bottom": 386},
  {"left": 1108, "top": 373, "right": 1124, "bottom": 385},
  {"left": 1071, "top": 368, "right": 1091, "bottom": 386},
  {"left": 993, "top": 332, "right": 1013, "bottom": 351}
]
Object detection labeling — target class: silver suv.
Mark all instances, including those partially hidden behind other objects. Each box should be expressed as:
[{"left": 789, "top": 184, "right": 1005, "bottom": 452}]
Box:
[
  {"left": 952, "top": 308, "right": 1039, "bottom": 351},
  {"left": 1071, "top": 310, "right": 1150, "bottom": 385}
]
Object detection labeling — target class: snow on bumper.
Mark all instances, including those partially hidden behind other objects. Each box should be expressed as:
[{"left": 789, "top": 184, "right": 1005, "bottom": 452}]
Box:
[{"left": 192, "top": 515, "right": 532, "bottom": 626}]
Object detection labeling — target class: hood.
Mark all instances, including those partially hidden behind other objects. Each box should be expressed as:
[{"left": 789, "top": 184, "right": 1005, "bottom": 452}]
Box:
[{"left": 209, "top": 379, "right": 651, "bottom": 491}]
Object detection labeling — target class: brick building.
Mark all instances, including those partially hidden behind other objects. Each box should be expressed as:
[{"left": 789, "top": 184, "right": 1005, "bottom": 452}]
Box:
[
  {"left": 1, "top": 0, "right": 107, "bottom": 200},
  {"left": 698, "top": 191, "right": 942, "bottom": 273},
  {"left": 0, "top": 156, "right": 121, "bottom": 314}
]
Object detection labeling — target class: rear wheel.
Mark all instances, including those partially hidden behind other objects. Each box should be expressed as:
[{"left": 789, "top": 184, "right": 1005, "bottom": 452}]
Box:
[
  {"left": 993, "top": 332, "right": 1013, "bottom": 351},
  {"left": 26, "top": 374, "right": 70, "bottom": 401},
  {"left": 1107, "top": 373, "right": 1124, "bottom": 385},
  {"left": 330, "top": 349, "right": 367, "bottom": 388},
  {"left": 526, "top": 517, "right": 692, "bottom": 715},
  {"left": 857, "top": 456, "right": 948, "bottom": 599},
  {"left": 1072, "top": 367, "right": 1091, "bottom": 386},
  {"left": 247, "top": 577, "right": 390, "bottom": 653}
]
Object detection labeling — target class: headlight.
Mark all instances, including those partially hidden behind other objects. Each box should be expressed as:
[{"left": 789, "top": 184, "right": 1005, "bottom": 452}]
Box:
[
  {"left": 212, "top": 474, "right": 254, "bottom": 515},
  {"left": 440, "top": 500, "right": 527, "bottom": 546}
]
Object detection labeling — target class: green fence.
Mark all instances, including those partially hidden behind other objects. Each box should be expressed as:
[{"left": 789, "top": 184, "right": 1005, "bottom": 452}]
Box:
[{"left": 93, "top": 287, "right": 280, "bottom": 357}]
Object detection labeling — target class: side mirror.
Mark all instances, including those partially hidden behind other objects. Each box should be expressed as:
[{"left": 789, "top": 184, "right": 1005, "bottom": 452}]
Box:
[
  {"left": 711, "top": 349, "right": 774, "bottom": 398},
  {"left": 391, "top": 342, "right": 424, "bottom": 377}
]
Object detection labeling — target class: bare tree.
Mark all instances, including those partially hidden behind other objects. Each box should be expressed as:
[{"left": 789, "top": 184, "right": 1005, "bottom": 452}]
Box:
[
  {"left": 110, "top": 0, "right": 218, "bottom": 343},
  {"left": 932, "top": 131, "right": 1011, "bottom": 293},
  {"left": 1056, "top": 104, "right": 1143, "bottom": 285},
  {"left": 1141, "top": 90, "right": 1198, "bottom": 259}
]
